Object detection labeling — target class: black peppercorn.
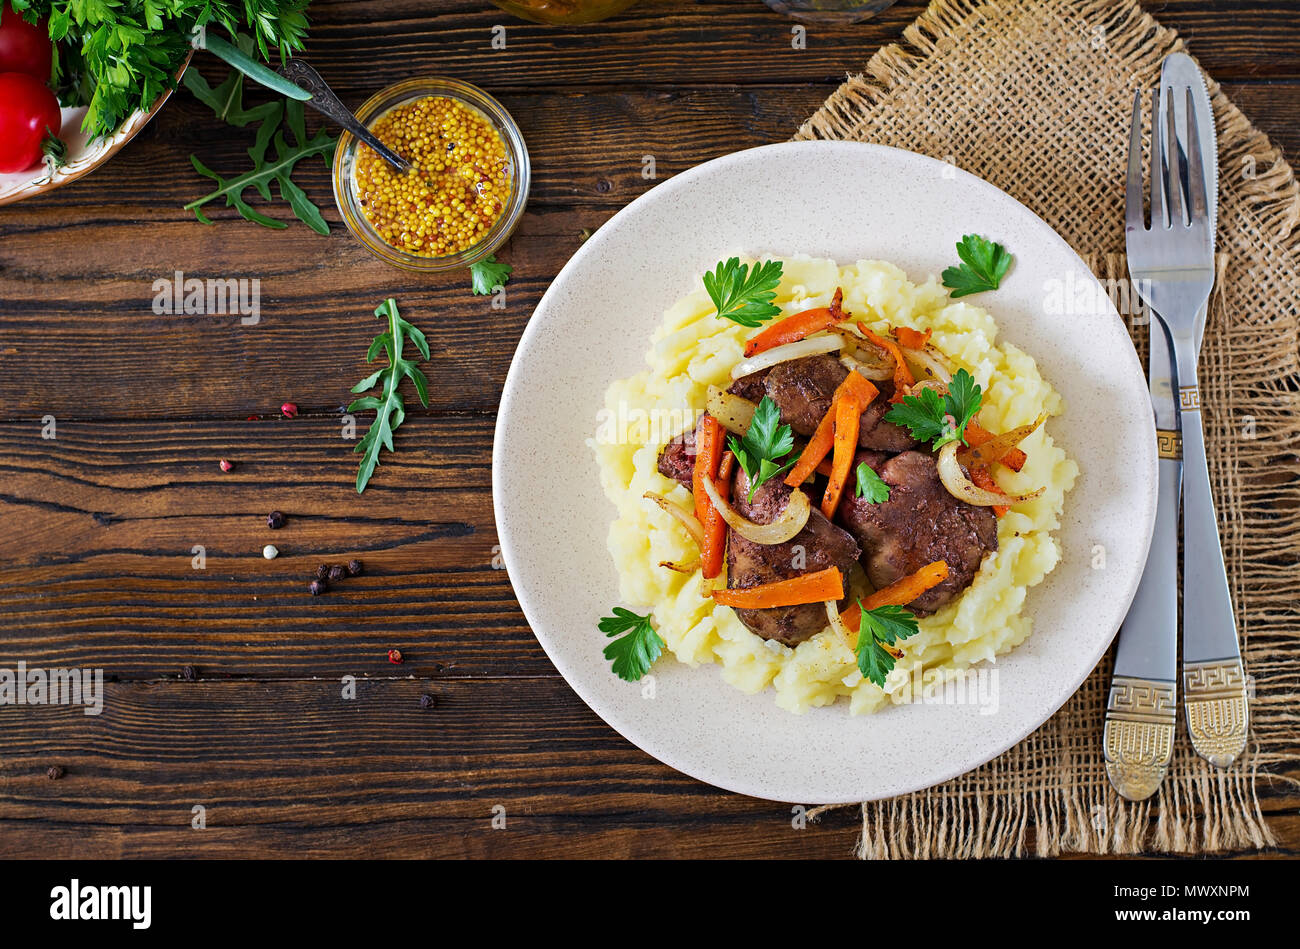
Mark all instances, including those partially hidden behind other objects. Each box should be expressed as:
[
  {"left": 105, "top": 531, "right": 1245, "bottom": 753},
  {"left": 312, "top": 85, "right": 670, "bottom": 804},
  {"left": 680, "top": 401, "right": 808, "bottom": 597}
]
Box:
[
  {"left": 328, "top": 564, "right": 347, "bottom": 583},
  {"left": 266, "top": 510, "right": 287, "bottom": 529},
  {"left": 46, "top": 765, "right": 64, "bottom": 780},
  {"left": 314, "top": 563, "right": 329, "bottom": 581},
  {"left": 346, "top": 559, "right": 364, "bottom": 577},
  {"left": 309, "top": 579, "right": 328, "bottom": 596},
  {"left": 419, "top": 693, "right": 437, "bottom": 710},
  {"left": 180, "top": 664, "right": 197, "bottom": 682}
]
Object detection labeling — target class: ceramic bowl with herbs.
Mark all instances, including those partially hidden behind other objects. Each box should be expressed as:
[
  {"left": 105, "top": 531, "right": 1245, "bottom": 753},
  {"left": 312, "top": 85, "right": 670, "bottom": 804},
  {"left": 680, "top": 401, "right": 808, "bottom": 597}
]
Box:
[{"left": 332, "top": 77, "right": 530, "bottom": 273}]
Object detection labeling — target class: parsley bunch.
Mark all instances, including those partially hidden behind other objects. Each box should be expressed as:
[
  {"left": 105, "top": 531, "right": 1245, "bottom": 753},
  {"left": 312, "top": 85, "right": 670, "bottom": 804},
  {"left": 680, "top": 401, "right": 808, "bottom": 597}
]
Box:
[
  {"left": 855, "top": 603, "right": 920, "bottom": 688},
  {"left": 727, "top": 397, "right": 795, "bottom": 501},
  {"left": 599, "top": 608, "right": 664, "bottom": 682},
  {"left": 885, "top": 368, "right": 982, "bottom": 450},
  {"left": 15, "top": 1, "right": 311, "bottom": 141}
]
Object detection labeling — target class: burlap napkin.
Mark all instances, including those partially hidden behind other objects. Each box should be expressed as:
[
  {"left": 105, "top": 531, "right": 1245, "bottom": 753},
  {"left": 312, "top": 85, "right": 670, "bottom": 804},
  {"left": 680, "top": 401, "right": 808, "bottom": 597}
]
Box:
[{"left": 794, "top": 0, "right": 1300, "bottom": 856}]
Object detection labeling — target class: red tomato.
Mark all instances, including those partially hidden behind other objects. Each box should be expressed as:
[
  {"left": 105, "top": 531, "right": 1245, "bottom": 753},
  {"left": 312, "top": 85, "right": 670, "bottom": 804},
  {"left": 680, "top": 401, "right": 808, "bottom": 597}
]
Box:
[
  {"left": 0, "top": 72, "right": 61, "bottom": 173},
  {"left": 0, "top": 3, "right": 51, "bottom": 80}
]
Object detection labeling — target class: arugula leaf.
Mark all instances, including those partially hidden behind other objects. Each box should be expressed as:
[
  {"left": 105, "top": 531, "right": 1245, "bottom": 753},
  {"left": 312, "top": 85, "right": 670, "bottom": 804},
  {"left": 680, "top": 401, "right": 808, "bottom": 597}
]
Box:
[
  {"left": 469, "top": 255, "right": 512, "bottom": 295},
  {"left": 884, "top": 368, "right": 983, "bottom": 449},
  {"left": 854, "top": 461, "right": 891, "bottom": 503},
  {"left": 182, "top": 35, "right": 282, "bottom": 127},
  {"left": 854, "top": 603, "right": 921, "bottom": 688},
  {"left": 184, "top": 98, "right": 335, "bottom": 233},
  {"left": 726, "top": 396, "right": 795, "bottom": 501},
  {"left": 942, "top": 234, "right": 1012, "bottom": 298},
  {"left": 199, "top": 33, "right": 311, "bottom": 102},
  {"left": 347, "top": 298, "right": 431, "bottom": 494},
  {"left": 599, "top": 607, "right": 665, "bottom": 682},
  {"left": 702, "top": 257, "right": 784, "bottom": 327}
]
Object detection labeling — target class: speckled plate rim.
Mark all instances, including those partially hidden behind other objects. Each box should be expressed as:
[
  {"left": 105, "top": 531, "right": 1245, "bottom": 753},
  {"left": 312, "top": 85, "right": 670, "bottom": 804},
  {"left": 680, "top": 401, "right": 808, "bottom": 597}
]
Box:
[{"left": 492, "top": 140, "right": 1157, "bottom": 804}]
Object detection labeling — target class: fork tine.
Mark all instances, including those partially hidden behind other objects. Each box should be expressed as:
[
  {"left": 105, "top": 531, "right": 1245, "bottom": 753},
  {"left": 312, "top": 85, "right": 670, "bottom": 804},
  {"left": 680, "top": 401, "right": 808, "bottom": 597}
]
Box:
[
  {"left": 1125, "top": 89, "right": 1146, "bottom": 232},
  {"left": 1149, "top": 86, "right": 1166, "bottom": 229},
  {"left": 1185, "top": 86, "right": 1209, "bottom": 220},
  {"left": 1163, "top": 86, "right": 1185, "bottom": 226}
]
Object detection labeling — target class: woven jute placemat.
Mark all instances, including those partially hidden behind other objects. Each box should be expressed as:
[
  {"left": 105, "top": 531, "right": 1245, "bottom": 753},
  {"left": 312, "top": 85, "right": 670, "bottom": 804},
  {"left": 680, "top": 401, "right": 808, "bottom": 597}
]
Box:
[{"left": 794, "top": 0, "right": 1300, "bottom": 856}]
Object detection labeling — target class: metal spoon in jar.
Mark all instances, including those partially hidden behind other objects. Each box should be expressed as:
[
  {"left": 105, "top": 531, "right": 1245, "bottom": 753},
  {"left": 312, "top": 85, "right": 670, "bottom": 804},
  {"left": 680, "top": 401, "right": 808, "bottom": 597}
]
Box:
[{"left": 277, "top": 59, "right": 413, "bottom": 174}]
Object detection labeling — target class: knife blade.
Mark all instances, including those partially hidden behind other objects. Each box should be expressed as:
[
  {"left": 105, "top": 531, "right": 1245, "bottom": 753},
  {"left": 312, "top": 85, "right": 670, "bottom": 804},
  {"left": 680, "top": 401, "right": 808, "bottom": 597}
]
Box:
[{"left": 1161, "top": 53, "right": 1248, "bottom": 769}]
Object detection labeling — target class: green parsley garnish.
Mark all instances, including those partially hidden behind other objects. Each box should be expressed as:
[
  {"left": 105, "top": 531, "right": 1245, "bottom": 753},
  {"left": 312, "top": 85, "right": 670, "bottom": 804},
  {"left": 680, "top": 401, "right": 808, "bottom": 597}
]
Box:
[
  {"left": 884, "top": 368, "right": 983, "bottom": 449},
  {"left": 726, "top": 396, "right": 795, "bottom": 502},
  {"left": 855, "top": 603, "right": 920, "bottom": 688},
  {"left": 599, "top": 607, "right": 665, "bottom": 682},
  {"left": 469, "top": 255, "right": 513, "bottom": 295},
  {"left": 941, "top": 234, "right": 1012, "bottom": 298},
  {"left": 347, "top": 298, "right": 430, "bottom": 494},
  {"left": 854, "top": 461, "right": 891, "bottom": 503},
  {"left": 702, "top": 257, "right": 784, "bottom": 327}
]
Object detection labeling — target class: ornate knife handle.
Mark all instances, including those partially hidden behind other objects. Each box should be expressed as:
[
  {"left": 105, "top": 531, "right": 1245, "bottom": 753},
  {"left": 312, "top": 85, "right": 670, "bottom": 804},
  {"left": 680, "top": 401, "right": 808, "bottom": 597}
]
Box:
[
  {"left": 278, "top": 59, "right": 412, "bottom": 174},
  {"left": 1104, "top": 676, "right": 1177, "bottom": 802}
]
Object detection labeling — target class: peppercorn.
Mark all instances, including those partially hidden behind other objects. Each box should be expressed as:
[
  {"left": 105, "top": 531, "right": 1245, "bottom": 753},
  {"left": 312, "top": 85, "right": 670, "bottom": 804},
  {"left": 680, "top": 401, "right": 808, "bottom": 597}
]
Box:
[
  {"left": 280, "top": 402, "right": 299, "bottom": 419},
  {"left": 309, "top": 579, "right": 328, "bottom": 596},
  {"left": 180, "top": 664, "right": 197, "bottom": 682},
  {"left": 266, "top": 510, "right": 287, "bottom": 529},
  {"left": 219, "top": 458, "right": 234, "bottom": 472},
  {"left": 387, "top": 648, "right": 403, "bottom": 664},
  {"left": 328, "top": 564, "right": 347, "bottom": 583},
  {"left": 346, "top": 559, "right": 364, "bottom": 577},
  {"left": 314, "top": 564, "right": 329, "bottom": 581},
  {"left": 46, "top": 765, "right": 64, "bottom": 780},
  {"left": 419, "top": 693, "right": 437, "bottom": 710},
  {"left": 263, "top": 544, "right": 279, "bottom": 560}
]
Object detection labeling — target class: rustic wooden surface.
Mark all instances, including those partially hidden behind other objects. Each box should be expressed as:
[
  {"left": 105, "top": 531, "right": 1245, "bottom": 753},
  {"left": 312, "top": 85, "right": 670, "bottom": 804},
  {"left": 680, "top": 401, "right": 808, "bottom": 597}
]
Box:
[{"left": 1, "top": 0, "right": 1297, "bottom": 859}]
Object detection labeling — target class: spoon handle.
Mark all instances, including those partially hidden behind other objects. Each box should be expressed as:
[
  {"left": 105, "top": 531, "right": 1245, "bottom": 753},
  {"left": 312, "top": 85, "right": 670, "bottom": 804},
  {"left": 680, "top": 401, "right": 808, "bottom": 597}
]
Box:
[{"left": 278, "top": 59, "right": 412, "bottom": 174}]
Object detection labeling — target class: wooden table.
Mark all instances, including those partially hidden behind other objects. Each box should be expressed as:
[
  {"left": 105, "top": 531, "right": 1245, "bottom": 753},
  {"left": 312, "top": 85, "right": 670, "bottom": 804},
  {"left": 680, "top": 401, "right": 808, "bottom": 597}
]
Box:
[{"left": 1, "top": 0, "right": 1296, "bottom": 859}]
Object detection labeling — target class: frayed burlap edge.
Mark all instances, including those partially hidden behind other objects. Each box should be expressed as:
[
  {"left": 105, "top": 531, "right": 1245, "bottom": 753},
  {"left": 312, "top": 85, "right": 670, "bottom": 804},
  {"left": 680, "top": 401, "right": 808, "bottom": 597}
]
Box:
[{"left": 795, "top": 0, "right": 1300, "bottom": 857}]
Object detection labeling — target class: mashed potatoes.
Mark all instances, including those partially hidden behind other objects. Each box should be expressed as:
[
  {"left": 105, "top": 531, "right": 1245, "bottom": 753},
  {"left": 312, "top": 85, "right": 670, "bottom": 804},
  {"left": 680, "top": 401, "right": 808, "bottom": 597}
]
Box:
[{"left": 591, "top": 256, "right": 1079, "bottom": 715}]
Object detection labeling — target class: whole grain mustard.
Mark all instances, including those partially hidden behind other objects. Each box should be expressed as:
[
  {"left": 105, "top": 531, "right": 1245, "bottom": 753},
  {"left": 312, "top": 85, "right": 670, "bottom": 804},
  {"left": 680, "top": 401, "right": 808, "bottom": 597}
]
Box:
[{"left": 353, "top": 95, "right": 511, "bottom": 257}]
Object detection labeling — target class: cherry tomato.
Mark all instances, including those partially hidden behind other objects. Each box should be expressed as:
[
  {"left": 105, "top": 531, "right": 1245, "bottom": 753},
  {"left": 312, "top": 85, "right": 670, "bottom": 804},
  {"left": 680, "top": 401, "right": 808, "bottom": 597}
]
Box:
[
  {"left": 0, "top": 3, "right": 51, "bottom": 81},
  {"left": 0, "top": 72, "right": 61, "bottom": 173}
]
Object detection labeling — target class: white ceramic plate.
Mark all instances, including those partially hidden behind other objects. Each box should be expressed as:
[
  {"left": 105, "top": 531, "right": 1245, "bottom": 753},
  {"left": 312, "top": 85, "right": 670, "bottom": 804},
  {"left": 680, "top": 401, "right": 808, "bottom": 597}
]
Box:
[{"left": 492, "top": 141, "right": 1156, "bottom": 803}]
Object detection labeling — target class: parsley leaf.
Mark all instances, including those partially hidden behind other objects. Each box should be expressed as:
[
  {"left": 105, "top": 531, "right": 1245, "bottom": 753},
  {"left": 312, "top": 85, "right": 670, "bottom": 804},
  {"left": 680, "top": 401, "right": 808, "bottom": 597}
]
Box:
[
  {"left": 702, "top": 257, "right": 784, "bottom": 327},
  {"left": 347, "top": 298, "right": 431, "bottom": 494},
  {"left": 884, "top": 368, "right": 983, "bottom": 449},
  {"left": 855, "top": 603, "right": 921, "bottom": 688},
  {"left": 854, "top": 461, "right": 891, "bottom": 503},
  {"left": 470, "top": 255, "right": 512, "bottom": 295},
  {"left": 726, "top": 396, "right": 795, "bottom": 501},
  {"left": 942, "top": 234, "right": 1012, "bottom": 297},
  {"left": 599, "top": 607, "right": 665, "bottom": 682}
]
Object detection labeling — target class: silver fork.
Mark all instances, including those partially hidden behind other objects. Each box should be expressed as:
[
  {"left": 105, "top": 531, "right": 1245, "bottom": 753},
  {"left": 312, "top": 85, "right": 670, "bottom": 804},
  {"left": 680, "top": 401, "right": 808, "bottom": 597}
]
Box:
[{"left": 1126, "top": 84, "right": 1248, "bottom": 768}]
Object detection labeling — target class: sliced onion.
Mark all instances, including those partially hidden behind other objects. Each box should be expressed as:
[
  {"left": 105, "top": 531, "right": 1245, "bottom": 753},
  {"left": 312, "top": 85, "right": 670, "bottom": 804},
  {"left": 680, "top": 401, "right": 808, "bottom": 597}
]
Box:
[
  {"left": 705, "top": 385, "right": 757, "bottom": 436},
  {"left": 730, "top": 334, "right": 843, "bottom": 380},
  {"left": 825, "top": 600, "right": 854, "bottom": 644},
  {"left": 838, "top": 353, "right": 894, "bottom": 382},
  {"left": 900, "top": 345, "right": 953, "bottom": 384},
  {"left": 643, "top": 492, "right": 705, "bottom": 546},
  {"left": 936, "top": 442, "right": 1045, "bottom": 507},
  {"left": 957, "top": 413, "right": 1046, "bottom": 470},
  {"left": 659, "top": 559, "right": 700, "bottom": 574},
  {"left": 700, "top": 474, "right": 811, "bottom": 545},
  {"left": 907, "top": 378, "right": 948, "bottom": 397}
]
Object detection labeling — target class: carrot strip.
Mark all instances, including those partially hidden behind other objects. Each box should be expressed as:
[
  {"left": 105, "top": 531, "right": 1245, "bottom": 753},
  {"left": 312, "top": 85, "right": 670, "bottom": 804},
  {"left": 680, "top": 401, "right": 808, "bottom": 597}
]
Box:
[
  {"left": 815, "top": 457, "right": 834, "bottom": 477},
  {"left": 969, "top": 466, "right": 1009, "bottom": 517},
  {"left": 894, "top": 326, "right": 932, "bottom": 350},
  {"left": 713, "top": 566, "right": 844, "bottom": 609},
  {"left": 692, "top": 415, "right": 724, "bottom": 526},
  {"left": 784, "top": 370, "right": 878, "bottom": 489},
  {"left": 743, "top": 288, "right": 846, "bottom": 357},
  {"left": 699, "top": 451, "right": 736, "bottom": 578},
  {"left": 858, "top": 323, "right": 914, "bottom": 401},
  {"left": 822, "top": 392, "right": 862, "bottom": 519},
  {"left": 965, "top": 420, "right": 1028, "bottom": 472},
  {"left": 839, "top": 560, "right": 950, "bottom": 630}
]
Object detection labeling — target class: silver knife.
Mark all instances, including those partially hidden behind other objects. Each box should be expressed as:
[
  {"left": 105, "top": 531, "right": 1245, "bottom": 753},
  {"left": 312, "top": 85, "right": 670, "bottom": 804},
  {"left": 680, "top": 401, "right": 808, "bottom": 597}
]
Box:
[{"left": 1161, "top": 54, "right": 1248, "bottom": 768}]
